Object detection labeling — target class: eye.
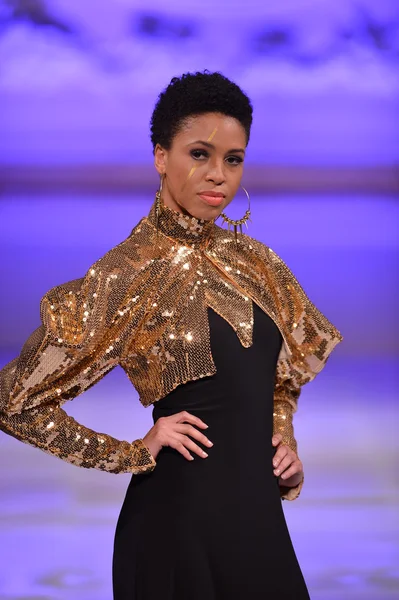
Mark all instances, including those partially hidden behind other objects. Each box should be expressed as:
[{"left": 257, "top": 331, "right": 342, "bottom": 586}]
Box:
[
  {"left": 190, "top": 149, "right": 243, "bottom": 165},
  {"left": 190, "top": 149, "right": 209, "bottom": 160},
  {"left": 226, "top": 155, "right": 243, "bottom": 166}
]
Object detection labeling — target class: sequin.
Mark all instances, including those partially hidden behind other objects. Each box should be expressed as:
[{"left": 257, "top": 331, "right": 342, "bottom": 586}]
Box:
[{"left": 0, "top": 195, "right": 342, "bottom": 499}]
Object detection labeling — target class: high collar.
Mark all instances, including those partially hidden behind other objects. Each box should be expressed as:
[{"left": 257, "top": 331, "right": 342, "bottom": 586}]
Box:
[{"left": 147, "top": 195, "right": 216, "bottom": 248}]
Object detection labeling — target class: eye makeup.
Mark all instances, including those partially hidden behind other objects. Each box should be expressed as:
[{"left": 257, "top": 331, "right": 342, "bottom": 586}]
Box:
[{"left": 190, "top": 149, "right": 243, "bottom": 165}]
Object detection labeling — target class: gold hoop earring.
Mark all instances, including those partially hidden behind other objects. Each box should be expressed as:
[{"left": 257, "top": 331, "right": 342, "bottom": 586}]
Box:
[{"left": 219, "top": 185, "right": 251, "bottom": 243}]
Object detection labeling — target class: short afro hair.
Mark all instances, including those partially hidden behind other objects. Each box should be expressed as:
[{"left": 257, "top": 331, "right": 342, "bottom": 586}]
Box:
[{"left": 150, "top": 70, "right": 253, "bottom": 153}]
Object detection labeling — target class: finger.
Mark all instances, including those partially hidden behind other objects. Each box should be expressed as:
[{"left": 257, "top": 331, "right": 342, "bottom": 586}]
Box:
[
  {"left": 272, "top": 445, "right": 289, "bottom": 468},
  {"left": 279, "top": 463, "right": 302, "bottom": 480},
  {"left": 171, "top": 439, "right": 195, "bottom": 461},
  {"left": 175, "top": 411, "right": 209, "bottom": 429},
  {"left": 274, "top": 454, "right": 295, "bottom": 476},
  {"left": 272, "top": 433, "right": 282, "bottom": 446},
  {"left": 176, "top": 434, "right": 209, "bottom": 459},
  {"left": 168, "top": 433, "right": 209, "bottom": 460},
  {"left": 175, "top": 423, "right": 213, "bottom": 448}
]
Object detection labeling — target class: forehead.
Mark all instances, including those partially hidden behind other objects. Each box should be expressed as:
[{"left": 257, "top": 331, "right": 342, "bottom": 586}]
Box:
[{"left": 176, "top": 112, "right": 246, "bottom": 146}]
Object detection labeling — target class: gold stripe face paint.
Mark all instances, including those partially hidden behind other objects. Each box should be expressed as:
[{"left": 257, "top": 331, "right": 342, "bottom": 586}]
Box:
[
  {"left": 182, "top": 126, "right": 219, "bottom": 191},
  {"left": 185, "top": 127, "right": 218, "bottom": 183},
  {"left": 186, "top": 166, "right": 197, "bottom": 181},
  {"left": 206, "top": 127, "right": 217, "bottom": 143}
]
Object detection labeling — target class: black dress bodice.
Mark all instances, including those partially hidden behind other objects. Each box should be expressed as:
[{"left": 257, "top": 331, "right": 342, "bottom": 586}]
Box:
[{"left": 113, "top": 303, "right": 310, "bottom": 599}]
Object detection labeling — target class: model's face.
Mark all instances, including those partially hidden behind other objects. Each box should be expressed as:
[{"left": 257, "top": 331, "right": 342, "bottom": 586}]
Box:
[{"left": 154, "top": 112, "right": 247, "bottom": 221}]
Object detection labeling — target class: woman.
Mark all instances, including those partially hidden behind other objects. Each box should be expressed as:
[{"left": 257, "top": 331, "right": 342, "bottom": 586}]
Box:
[{"left": 0, "top": 71, "right": 342, "bottom": 599}]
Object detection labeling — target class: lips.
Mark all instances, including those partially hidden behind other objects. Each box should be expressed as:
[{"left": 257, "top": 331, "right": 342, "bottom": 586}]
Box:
[
  {"left": 198, "top": 191, "right": 225, "bottom": 198},
  {"left": 198, "top": 191, "right": 225, "bottom": 207}
]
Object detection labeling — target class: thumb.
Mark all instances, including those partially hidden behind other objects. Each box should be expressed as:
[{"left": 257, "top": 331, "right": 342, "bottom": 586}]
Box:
[{"left": 272, "top": 434, "right": 282, "bottom": 446}]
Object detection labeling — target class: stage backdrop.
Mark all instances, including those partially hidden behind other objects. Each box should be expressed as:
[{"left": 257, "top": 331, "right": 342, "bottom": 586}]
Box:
[{"left": 0, "top": 0, "right": 398, "bottom": 170}]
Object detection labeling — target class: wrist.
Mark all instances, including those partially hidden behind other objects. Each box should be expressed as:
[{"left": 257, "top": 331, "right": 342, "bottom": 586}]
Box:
[
  {"left": 141, "top": 434, "right": 161, "bottom": 460},
  {"left": 131, "top": 438, "right": 157, "bottom": 473},
  {"left": 279, "top": 474, "right": 304, "bottom": 501},
  {"left": 279, "top": 471, "right": 304, "bottom": 488}
]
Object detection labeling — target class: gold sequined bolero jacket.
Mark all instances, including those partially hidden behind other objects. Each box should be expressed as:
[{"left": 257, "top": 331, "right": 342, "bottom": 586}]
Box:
[{"left": 0, "top": 197, "right": 343, "bottom": 501}]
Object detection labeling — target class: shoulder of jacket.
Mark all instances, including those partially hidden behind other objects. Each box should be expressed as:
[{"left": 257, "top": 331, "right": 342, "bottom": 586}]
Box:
[
  {"left": 213, "top": 225, "right": 273, "bottom": 253},
  {"left": 234, "top": 230, "right": 291, "bottom": 267},
  {"left": 41, "top": 277, "right": 84, "bottom": 306}
]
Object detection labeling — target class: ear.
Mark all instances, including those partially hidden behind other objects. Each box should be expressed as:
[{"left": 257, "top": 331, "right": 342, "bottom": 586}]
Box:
[{"left": 154, "top": 143, "right": 167, "bottom": 176}]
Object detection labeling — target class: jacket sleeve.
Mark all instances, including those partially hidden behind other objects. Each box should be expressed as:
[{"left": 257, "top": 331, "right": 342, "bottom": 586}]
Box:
[
  {"left": 0, "top": 275, "right": 156, "bottom": 475},
  {"left": 259, "top": 242, "right": 343, "bottom": 502},
  {"left": 273, "top": 371, "right": 304, "bottom": 501}
]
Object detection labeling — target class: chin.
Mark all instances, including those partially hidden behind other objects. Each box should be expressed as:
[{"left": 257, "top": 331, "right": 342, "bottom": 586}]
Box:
[{"left": 187, "top": 199, "right": 225, "bottom": 222}]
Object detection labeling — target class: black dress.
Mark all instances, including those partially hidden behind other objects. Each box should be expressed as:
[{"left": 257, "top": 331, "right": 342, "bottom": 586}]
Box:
[{"left": 112, "top": 303, "right": 310, "bottom": 599}]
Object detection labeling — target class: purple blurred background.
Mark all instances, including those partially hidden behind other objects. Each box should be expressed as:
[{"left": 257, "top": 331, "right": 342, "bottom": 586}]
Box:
[{"left": 0, "top": 1, "right": 398, "bottom": 598}]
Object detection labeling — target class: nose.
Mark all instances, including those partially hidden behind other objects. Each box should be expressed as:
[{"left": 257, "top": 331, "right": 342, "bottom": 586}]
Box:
[{"left": 205, "top": 158, "right": 226, "bottom": 185}]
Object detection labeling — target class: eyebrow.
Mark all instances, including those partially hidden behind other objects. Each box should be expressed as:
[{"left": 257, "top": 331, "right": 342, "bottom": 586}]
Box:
[{"left": 188, "top": 140, "right": 245, "bottom": 154}]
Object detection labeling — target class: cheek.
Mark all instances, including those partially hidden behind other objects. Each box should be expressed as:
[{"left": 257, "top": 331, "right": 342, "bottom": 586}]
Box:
[
  {"left": 166, "top": 167, "right": 191, "bottom": 195},
  {"left": 170, "top": 157, "right": 201, "bottom": 189},
  {"left": 227, "top": 174, "right": 243, "bottom": 199},
  {"left": 177, "top": 163, "right": 207, "bottom": 196},
  {"left": 227, "top": 162, "right": 243, "bottom": 183}
]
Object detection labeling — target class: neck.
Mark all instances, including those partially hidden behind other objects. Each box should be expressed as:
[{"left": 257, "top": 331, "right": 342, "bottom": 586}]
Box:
[{"left": 147, "top": 193, "right": 216, "bottom": 247}]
